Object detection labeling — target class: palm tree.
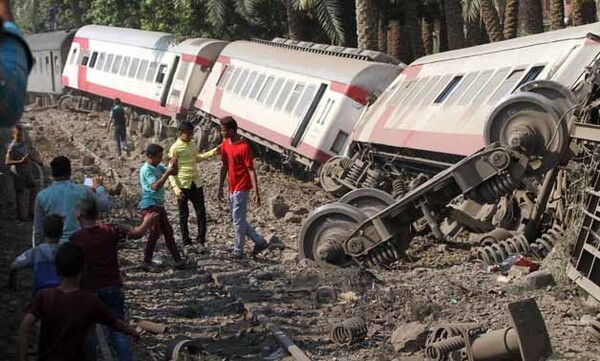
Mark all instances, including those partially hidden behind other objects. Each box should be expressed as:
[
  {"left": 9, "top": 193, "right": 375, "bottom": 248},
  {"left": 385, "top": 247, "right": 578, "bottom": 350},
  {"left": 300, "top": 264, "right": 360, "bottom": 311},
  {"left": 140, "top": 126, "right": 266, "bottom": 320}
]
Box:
[
  {"left": 503, "top": 0, "right": 518, "bottom": 39},
  {"left": 378, "top": 10, "right": 388, "bottom": 52},
  {"left": 356, "top": 0, "right": 378, "bottom": 49},
  {"left": 286, "top": 0, "right": 305, "bottom": 40},
  {"left": 462, "top": 0, "right": 508, "bottom": 42},
  {"left": 445, "top": 0, "right": 465, "bottom": 49},
  {"left": 571, "top": 0, "right": 597, "bottom": 26},
  {"left": 523, "top": 0, "right": 543, "bottom": 34},
  {"left": 422, "top": 15, "right": 434, "bottom": 54},
  {"left": 549, "top": 0, "right": 564, "bottom": 30},
  {"left": 480, "top": 0, "right": 503, "bottom": 42}
]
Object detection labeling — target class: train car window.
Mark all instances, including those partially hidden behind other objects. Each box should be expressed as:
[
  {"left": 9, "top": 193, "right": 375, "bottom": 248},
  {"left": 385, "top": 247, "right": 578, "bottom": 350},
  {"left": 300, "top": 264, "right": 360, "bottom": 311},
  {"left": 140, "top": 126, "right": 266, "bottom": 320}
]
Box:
[
  {"left": 128, "top": 58, "right": 140, "bottom": 78},
  {"left": 285, "top": 82, "right": 305, "bottom": 114},
  {"left": 234, "top": 69, "right": 250, "bottom": 94},
  {"left": 330, "top": 131, "right": 349, "bottom": 154},
  {"left": 394, "top": 78, "right": 429, "bottom": 116},
  {"left": 226, "top": 67, "right": 241, "bottom": 92},
  {"left": 446, "top": 72, "right": 479, "bottom": 106},
  {"left": 471, "top": 67, "right": 510, "bottom": 105},
  {"left": 274, "top": 79, "right": 294, "bottom": 111},
  {"left": 96, "top": 53, "right": 106, "bottom": 71},
  {"left": 81, "top": 53, "right": 89, "bottom": 67},
  {"left": 433, "top": 75, "right": 463, "bottom": 104},
  {"left": 103, "top": 54, "right": 114, "bottom": 73},
  {"left": 457, "top": 70, "right": 494, "bottom": 106},
  {"left": 295, "top": 84, "right": 317, "bottom": 118},
  {"left": 69, "top": 49, "right": 78, "bottom": 65},
  {"left": 136, "top": 60, "right": 149, "bottom": 80},
  {"left": 421, "top": 75, "right": 451, "bottom": 105},
  {"left": 176, "top": 61, "right": 190, "bottom": 81},
  {"left": 145, "top": 62, "right": 158, "bottom": 82},
  {"left": 415, "top": 76, "right": 441, "bottom": 106},
  {"left": 516, "top": 65, "right": 545, "bottom": 88},
  {"left": 389, "top": 81, "right": 413, "bottom": 105},
  {"left": 120, "top": 57, "right": 131, "bottom": 76},
  {"left": 155, "top": 64, "right": 168, "bottom": 83},
  {"left": 217, "top": 65, "right": 233, "bottom": 87},
  {"left": 55, "top": 56, "right": 60, "bottom": 74},
  {"left": 241, "top": 71, "right": 257, "bottom": 97},
  {"left": 258, "top": 76, "right": 275, "bottom": 103},
  {"left": 46, "top": 57, "right": 50, "bottom": 73},
  {"left": 89, "top": 52, "right": 98, "bottom": 68},
  {"left": 111, "top": 55, "right": 123, "bottom": 74},
  {"left": 488, "top": 68, "right": 525, "bottom": 103},
  {"left": 317, "top": 99, "right": 335, "bottom": 125},
  {"left": 266, "top": 77, "right": 285, "bottom": 107},
  {"left": 249, "top": 73, "right": 266, "bottom": 99}
]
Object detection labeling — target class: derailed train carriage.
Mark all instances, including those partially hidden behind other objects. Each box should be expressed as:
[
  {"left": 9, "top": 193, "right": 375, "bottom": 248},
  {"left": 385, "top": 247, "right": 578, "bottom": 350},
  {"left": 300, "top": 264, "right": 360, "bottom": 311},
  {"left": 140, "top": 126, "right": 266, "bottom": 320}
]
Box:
[{"left": 300, "top": 23, "right": 600, "bottom": 270}]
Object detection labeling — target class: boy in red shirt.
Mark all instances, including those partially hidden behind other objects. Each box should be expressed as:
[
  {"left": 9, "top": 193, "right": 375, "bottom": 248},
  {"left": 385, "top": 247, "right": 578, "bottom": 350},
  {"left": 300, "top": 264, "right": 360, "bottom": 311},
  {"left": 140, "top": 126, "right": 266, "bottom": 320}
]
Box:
[
  {"left": 70, "top": 198, "right": 157, "bottom": 361},
  {"left": 18, "top": 242, "right": 138, "bottom": 361},
  {"left": 217, "top": 116, "right": 268, "bottom": 259}
]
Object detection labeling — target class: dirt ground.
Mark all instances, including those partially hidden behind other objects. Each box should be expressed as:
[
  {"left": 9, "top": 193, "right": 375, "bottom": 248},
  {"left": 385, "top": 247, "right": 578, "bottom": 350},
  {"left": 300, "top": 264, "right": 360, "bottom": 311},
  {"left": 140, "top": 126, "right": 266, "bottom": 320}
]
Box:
[{"left": 1, "top": 108, "right": 600, "bottom": 360}]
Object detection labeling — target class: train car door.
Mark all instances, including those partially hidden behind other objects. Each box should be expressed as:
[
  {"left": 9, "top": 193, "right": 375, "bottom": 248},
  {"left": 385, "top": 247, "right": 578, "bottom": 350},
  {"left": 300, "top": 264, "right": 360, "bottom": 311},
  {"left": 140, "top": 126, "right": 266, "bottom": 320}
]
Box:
[
  {"left": 290, "top": 83, "right": 327, "bottom": 148},
  {"left": 160, "top": 56, "right": 180, "bottom": 107}
]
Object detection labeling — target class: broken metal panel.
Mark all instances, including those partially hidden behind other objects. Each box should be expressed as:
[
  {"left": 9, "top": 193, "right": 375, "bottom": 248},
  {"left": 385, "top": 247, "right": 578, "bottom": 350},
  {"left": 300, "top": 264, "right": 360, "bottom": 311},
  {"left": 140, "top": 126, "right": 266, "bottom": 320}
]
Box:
[{"left": 567, "top": 163, "right": 600, "bottom": 302}]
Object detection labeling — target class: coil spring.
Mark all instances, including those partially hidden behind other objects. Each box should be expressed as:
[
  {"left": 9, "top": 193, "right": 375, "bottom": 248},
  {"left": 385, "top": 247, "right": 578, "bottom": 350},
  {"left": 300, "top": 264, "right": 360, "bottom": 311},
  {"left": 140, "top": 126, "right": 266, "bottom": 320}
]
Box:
[
  {"left": 392, "top": 179, "right": 407, "bottom": 198},
  {"left": 362, "top": 169, "right": 382, "bottom": 189},
  {"left": 330, "top": 317, "right": 368, "bottom": 345},
  {"left": 345, "top": 162, "right": 363, "bottom": 185},
  {"left": 476, "top": 234, "right": 530, "bottom": 265},
  {"left": 426, "top": 324, "right": 478, "bottom": 345},
  {"left": 470, "top": 173, "right": 519, "bottom": 204},
  {"left": 531, "top": 224, "right": 565, "bottom": 258},
  {"left": 363, "top": 241, "right": 402, "bottom": 268},
  {"left": 426, "top": 336, "right": 465, "bottom": 361}
]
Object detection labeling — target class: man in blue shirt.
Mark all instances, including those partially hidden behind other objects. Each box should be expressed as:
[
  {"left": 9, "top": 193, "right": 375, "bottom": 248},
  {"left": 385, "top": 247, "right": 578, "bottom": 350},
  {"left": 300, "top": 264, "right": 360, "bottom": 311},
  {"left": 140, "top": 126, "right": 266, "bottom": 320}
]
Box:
[
  {"left": 33, "top": 156, "right": 109, "bottom": 245},
  {"left": 106, "top": 98, "right": 129, "bottom": 157},
  {"left": 139, "top": 144, "right": 185, "bottom": 270},
  {"left": 0, "top": 0, "right": 33, "bottom": 126}
]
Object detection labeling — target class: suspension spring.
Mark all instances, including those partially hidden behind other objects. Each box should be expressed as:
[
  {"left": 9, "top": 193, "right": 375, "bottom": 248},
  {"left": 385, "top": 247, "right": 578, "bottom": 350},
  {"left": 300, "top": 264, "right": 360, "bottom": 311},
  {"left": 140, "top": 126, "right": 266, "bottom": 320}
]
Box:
[
  {"left": 362, "top": 169, "right": 382, "bottom": 189},
  {"left": 363, "top": 241, "right": 402, "bottom": 268},
  {"left": 426, "top": 336, "right": 465, "bottom": 361},
  {"left": 531, "top": 224, "right": 565, "bottom": 258},
  {"left": 344, "top": 162, "right": 363, "bottom": 186},
  {"left": 469, "top": 173, "right": 519, "bottom": 204},
  {"left": 330, "top": 317, "right": 368, "bottom": 345},
  {"left": 425, "top": 324, "right": 480, "bottom": 361},
  {"left": 391, "top": 179, "right": 407, "bottom": 198},
  {"left": 476, "top": 234, "right": 530, "bottom": 265}
]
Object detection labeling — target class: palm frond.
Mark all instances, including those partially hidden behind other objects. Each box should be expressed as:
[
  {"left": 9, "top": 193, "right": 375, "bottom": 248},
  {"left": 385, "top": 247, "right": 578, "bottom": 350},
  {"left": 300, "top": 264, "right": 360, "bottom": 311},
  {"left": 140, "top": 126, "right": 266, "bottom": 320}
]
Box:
[
  {"left": 235, "top": 0, "right": 260, "bottom": 17},
  {"left": 462, "top": 0, "right": 482, "bottom": 22},
  {"left": 312, "top": 0, "right": 345, "bottom": 45},
  {"left": 205, "top": 0, "right": 231, "bottom": 28}
]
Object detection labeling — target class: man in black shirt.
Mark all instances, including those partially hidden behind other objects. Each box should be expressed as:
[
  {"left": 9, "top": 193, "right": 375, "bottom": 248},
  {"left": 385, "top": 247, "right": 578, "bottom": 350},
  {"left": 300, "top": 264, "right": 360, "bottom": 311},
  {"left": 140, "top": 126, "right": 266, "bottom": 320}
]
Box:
[{"left": 107, "top": 98, "right": 129, "bottom": 157}]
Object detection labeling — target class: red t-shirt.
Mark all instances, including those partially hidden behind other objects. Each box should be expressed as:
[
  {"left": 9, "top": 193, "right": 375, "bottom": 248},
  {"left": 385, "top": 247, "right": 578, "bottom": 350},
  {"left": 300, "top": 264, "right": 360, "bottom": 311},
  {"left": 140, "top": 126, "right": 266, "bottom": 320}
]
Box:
[
  {"left": 29, "top": 288, "right": 120, "bottom": 361},
  {"left": 221, "top": 138, "right": 253, "bottom": 193},
  {"left": 70, "top": 224, "right": 128, "bottom": 291}
]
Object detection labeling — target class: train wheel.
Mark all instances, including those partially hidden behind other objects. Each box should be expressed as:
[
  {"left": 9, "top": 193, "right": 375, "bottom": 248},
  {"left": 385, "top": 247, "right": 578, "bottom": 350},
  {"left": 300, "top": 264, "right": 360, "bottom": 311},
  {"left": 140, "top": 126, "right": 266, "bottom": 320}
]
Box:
[
  {"left": 338, "top": 188, "right": 395, "bottom": 217},
  {"left": 164, "top": 335, "right": 203, "bottom": 361},
  {"left": 318, "top": 156, "right": 351, "bottom": 196},
  {"left": 58, "top": 95, "right": 74, "bottom": 111},
  {"left": 298, "top": 203, "right": 367, "bottom": 267}
]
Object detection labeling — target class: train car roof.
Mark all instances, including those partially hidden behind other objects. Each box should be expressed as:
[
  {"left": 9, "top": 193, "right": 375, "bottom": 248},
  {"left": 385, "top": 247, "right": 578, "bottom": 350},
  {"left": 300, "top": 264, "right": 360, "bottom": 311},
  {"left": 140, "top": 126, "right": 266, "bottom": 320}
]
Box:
[
  {"left": 25, "top": 29, "right": 77, "bottom": 51},
  {"left": 414, "top": 22, "right": 600, "bottom": 65},
  {"left": 75, "top": 25, "right": 175, "bottom": 50},
  {"left": 221, "top": 40, "right": 404, "bottom": 91},
  {"left": 171, "top": 38, "right": 228, "bottom": 55}
]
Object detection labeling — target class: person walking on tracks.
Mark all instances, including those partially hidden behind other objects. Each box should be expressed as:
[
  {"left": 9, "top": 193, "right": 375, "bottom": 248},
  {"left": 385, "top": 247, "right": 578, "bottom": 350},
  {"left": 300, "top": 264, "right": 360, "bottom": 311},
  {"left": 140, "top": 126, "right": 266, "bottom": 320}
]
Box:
[
  {"left": 107, "top": 98, "right": 129, "bottom": 157},
  {"left": 217, "top": 116, "right": 269, "bottom": 259},
  {"left": 168, "top": 121, "right": 218, "bottom": 252}
]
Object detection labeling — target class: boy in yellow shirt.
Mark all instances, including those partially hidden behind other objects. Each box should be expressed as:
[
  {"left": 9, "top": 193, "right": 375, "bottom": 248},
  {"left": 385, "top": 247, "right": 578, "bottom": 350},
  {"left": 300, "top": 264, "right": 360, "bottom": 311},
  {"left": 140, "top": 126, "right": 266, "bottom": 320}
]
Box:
[{"left": 168, "top": 121, "right": 218, "bottom": 253}]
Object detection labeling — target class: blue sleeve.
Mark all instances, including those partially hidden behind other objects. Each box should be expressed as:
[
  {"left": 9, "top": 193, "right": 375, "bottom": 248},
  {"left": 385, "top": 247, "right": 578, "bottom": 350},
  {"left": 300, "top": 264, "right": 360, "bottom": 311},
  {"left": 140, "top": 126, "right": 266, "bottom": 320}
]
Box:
[
  {"left": 12, "top": 248, "right": 34, "bottom": 269},
  {"left": 33, "top": 196, "right": 45, "bottom": 246},
  {"left": 92, "top": 186, "right": 109, "bottom": 212},
  {"left": 0, "top": 21, "right": 30, "bottom": 126},
  {"left": 140, "top": 167, "right": 157, "bottom": 190}
]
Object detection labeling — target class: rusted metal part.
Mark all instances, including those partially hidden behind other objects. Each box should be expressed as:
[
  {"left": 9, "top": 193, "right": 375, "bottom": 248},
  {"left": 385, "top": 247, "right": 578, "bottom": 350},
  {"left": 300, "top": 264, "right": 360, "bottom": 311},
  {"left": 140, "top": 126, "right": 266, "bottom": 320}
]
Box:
[
  {"left": 524, "top": 167, "right": 559, "bottom": 241},
  {"left": 137, "top": 320, "right": 167, "bottom": 334},
  {"left": 165, "top": 335, "right": 204, "bottom": 361},
  {"left": 330, "top": 317, "right": 368, "bottom": 346},
  {"left": 245, "top": 304, "right": 312, "bottom": 361},
  {"left": 475, "top": 228, "right": 512, "bottom": 246},
  {"left": 425, "top": 299, "right": 552, "bottom": 361}
]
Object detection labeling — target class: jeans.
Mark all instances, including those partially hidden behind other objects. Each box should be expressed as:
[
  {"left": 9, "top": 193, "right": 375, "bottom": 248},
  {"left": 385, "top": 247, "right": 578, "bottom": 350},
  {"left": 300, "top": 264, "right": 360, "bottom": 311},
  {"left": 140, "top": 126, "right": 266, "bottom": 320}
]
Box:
[
  {"left": 141, "top": 206, "right": 182, "bottom": 263},
  {"left": 229, "top": 191, "right": 266, "bottom": 252},
  {"left": 177, "top": 183, "right": 206, "bottom": 244},
  {"left": 95, "top": 286, "right": 131, "bottom": 361},
  {"left": 114, "top": 128, "right": 128, "bottom": 156}
]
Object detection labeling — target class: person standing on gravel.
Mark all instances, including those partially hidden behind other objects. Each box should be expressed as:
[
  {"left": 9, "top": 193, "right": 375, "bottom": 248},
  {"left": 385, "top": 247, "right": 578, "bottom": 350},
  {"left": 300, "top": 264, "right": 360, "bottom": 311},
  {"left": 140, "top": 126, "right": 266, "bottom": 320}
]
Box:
[
  {"left": 168, "top": 121, "right": 218, "bottom": 252},
  {"left": 139, "top": 144, "right": 185, "bottom": 270},
  {"left": 107, "top": 98, "right": 129, "bottom": 157},
  {"left": 5, "top": 124, "right": 40, "bottom": 221},
  {"left": 217, "top": 116, "right": 268, "bottom": 259},
  {"left": 70, "top": 198, "right": 158, "bottom": 361},
  {"left": 33, "top": 156, "right": 109, "bottom": 246}
]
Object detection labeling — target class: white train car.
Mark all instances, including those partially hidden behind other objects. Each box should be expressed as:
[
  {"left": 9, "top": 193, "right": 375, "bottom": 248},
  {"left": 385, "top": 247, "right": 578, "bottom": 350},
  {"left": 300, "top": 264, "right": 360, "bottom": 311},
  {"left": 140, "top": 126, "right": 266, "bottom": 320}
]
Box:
[
  {"left": 194, "top": 39, "right": 403, "bottom": 168},
  {"left": 62, "top": 25, "right": 226, "bottom": 119},
  {"left": 350, "top": 23, "right": 600, "bottom": 173}
]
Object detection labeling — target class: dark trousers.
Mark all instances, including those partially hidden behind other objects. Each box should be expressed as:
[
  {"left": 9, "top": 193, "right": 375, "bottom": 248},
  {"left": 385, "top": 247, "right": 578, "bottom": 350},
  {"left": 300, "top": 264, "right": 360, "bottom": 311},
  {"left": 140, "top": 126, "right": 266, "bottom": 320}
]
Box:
[
  {"left": 141, "top": 206, "right": 181, "bottom": 263},
  {"left": 114, "top": 128, "right": 128, "bottom": 156},
  {"left": 95, "top": 286, "right": 131, "bottom": 361},
  {"left": 177, "top": 183, "right": 207, "bottom": 244}
]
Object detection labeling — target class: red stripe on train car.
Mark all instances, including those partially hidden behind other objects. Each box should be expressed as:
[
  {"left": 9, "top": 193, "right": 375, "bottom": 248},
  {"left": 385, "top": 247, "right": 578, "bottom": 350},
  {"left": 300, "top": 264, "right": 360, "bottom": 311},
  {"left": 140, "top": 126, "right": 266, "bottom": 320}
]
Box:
[
  {"left": 330, "top": 82, "right": 369, "bottom": 105},
  {"left": 181, "top": 54, "right": 212, "bottom": 67},
  {"left": 402, "top": 65, "right": 422, "bottom": 81},
  {"left": 217, "top": 55, "right": 231, "bottom": 65},
  {"left": 61, "top": 75, "right": 69, "bottom": 87},
  {"left": 210, "top": 87, "right": 330, "bottom": 163}
]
